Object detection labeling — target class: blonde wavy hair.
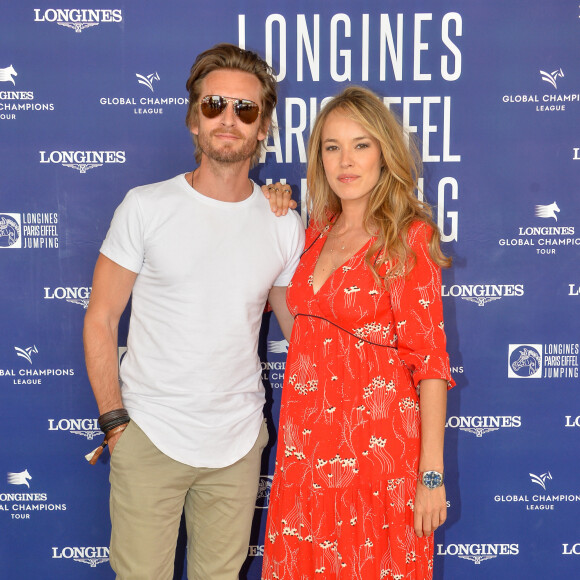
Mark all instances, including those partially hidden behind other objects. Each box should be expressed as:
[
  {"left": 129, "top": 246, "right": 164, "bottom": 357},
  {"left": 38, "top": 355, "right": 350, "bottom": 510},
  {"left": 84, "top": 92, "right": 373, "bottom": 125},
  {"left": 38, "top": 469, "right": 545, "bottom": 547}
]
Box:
[{"left": 306, "top": 86, "right": 451, "bottom": 283}]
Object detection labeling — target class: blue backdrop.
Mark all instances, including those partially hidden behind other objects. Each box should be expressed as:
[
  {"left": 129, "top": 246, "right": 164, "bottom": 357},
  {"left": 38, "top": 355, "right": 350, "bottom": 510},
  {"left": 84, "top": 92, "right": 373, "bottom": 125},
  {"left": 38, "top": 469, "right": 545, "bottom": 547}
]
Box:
[{"left": 1, "top": 1, "right": 579, "bottom": 578}]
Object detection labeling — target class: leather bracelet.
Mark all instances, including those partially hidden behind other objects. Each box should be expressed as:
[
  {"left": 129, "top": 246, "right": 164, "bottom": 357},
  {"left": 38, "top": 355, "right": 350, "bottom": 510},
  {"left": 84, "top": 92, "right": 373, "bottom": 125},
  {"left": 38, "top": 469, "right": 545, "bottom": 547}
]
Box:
[
  {"left": 98, "top": 408, "right": 129, "bottom": 433},
  {"left": 105, "top": 423, "right": 129, "bottom": 441},
  {"left": 85, "top": 420, "right": 130, "bottom": 465}
]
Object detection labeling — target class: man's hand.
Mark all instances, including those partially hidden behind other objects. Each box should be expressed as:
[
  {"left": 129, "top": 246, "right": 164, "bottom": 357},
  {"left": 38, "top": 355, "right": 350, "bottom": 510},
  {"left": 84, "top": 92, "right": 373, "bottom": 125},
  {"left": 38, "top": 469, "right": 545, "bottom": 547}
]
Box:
[{"left": 262, "top": 182, "right": 297, "bottom": 216}]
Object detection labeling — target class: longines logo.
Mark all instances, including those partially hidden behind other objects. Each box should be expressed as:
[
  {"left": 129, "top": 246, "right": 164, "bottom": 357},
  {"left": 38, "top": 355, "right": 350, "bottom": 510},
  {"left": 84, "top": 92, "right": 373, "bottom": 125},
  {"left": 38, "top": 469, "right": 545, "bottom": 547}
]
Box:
[
  {"left": 498, "top": 201, "right": 578, "bottom": 256},
  {"left": 0, "top": 212, "right": 59, "bottom": 249},
  {"left": 509, "top": 343, "right": 579, "bottom": 379},
  {"left": 442, "top": 284, "right": 523, "bottom": 306},
  {"left": 436, "top": 543, "right": 518, "bottom": 564},
  {"left": 565, "top": 416, "right": 580, "bottom": 427},
  {"left": 445, "top": 415, "right": 521, "bottom": 437},
  {"left": 33, "top": 9, "right": 123, "bottom": 32},
  {"left": 39, "top": 150, "right": 125, "bottom": 173},
  {"left": 2, "top": 469, "right": 66, "bottom": 519},
  {"left": 248, "top": 545, "right": 265, "bottom": 557},
  {"left": 0, "top": 345, "right": 75, "bottom": 385},
  {"left": 0, "top": 65, "right": 55, "bottom": 120},
  {"left": 51, "top": 547, "right": 109, "bottom": 567},
  {"left": 501, "top": 67, "right": 579, "bottom": 112},
  {"left": 256, "top": 475, "right": 273, "bottom": 509},
  {"left": 569, "top": 284, "right": 580, "bottom": 296},
  {"left": 99, "top": 72, "right": 187, "bottom": 116},
  {"left": 495, "top": 471, "right": 580, "bottom": 511},
  {"left": 44, "top": 286, "right": 91, "bottom": 308},
  {"left": 563, "top": 543, "right": 580, "bottom": 555},
  {"left": 48, "top": 418, "right": 101, "bottom": 440}
]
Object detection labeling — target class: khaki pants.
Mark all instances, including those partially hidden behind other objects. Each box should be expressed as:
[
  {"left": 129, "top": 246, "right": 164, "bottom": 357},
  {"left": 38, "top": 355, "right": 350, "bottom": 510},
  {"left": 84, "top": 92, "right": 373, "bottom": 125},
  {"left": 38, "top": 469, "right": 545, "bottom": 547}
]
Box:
[{"left": 109, "top": 419, "right": 269, "bottom": 580}]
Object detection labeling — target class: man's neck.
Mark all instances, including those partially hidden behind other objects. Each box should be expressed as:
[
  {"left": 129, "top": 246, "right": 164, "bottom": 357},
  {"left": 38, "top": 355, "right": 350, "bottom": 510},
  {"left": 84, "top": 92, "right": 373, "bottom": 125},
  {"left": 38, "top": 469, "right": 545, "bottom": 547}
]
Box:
[{"left": 190, "top": 157, "right": 253, "bottom": 202}]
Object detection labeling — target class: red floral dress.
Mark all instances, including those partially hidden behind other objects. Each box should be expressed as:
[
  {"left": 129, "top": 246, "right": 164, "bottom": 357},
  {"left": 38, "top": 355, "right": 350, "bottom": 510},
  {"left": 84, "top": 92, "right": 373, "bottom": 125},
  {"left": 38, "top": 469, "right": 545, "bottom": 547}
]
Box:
[{"left": 262, "top": 220, "right": 454, "bottom": 580}]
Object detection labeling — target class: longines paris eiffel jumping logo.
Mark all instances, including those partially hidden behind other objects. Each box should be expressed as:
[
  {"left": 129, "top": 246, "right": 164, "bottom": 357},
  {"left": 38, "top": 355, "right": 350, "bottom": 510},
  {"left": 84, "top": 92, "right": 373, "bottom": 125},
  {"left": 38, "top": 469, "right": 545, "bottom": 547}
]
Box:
[
  {"left": 0, "top": 213, "right": 59, "bottom": 249},
  {"left": 508, "top": 343, "right": 579, "bottom": 379}
]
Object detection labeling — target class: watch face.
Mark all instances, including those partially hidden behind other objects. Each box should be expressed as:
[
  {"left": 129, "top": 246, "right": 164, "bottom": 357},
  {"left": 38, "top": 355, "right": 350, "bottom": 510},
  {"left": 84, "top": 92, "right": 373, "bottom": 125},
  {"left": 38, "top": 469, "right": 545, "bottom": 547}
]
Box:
[{"left": 422, "top": 471, "right": 443, "bottom": 489}]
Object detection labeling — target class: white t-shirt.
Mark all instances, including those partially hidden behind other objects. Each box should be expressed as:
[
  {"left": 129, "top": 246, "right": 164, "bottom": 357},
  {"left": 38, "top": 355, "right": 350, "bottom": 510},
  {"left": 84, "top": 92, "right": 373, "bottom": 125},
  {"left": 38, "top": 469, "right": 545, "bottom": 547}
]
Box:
[{"left": 100, "top": 174, "right": 304, "bottom": 468}]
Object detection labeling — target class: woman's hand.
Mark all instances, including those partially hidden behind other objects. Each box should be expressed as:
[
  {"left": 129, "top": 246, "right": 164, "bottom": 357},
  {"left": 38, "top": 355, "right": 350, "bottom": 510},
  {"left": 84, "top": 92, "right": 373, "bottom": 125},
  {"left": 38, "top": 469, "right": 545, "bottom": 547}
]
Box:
[
  {"left": 414, "top": 482, "right": 447, "bottom": 537},
  {"left": 262, "top": 182, "right": 297, "bottom": 216}
]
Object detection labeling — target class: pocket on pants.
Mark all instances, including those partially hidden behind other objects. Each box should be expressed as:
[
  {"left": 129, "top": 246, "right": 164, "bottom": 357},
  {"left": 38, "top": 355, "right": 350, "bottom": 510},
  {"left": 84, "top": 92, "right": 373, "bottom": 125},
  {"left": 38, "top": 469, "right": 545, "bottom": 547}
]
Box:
[
  {"left": 258, "top": 418, "right": 269, "bottom": 452},
  {"left": 109, "top": 419, "right": 134, "bottom": 467}
]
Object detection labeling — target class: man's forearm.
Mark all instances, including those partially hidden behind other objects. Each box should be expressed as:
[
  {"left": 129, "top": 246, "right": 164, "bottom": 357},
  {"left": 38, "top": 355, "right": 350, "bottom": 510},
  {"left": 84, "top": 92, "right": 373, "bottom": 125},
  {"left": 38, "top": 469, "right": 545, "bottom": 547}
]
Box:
[{"left": 83, "top": 315, "right": 124, "bottom": 414}]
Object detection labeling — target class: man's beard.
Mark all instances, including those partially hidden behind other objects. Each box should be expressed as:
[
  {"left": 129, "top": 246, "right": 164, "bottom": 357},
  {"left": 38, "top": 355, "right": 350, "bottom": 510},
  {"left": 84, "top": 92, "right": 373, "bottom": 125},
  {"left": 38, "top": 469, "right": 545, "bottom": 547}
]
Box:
[{"left": 197, "top": 128, "right": 260, "bottom": 164}]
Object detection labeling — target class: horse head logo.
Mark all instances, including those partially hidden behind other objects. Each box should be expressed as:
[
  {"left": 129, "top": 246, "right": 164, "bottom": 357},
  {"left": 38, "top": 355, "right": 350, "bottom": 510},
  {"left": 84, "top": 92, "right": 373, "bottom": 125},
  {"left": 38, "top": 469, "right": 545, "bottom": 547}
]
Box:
[
  {"left": 540, "top": 68, "right": 564, "bottom": 89},
  {"left": 530, "top": 471, "right": 552, "bottom": 490},
  {"left": 510, "top": 346, "right": 541, "bottom": 377},
  {"left": 136, "top": 72, "right": 160, "bottom": 92},
  {"left": 0, "top": 65, "right": 17, "bottom": 85},
  {"left": 535, "top": 202, "right": 560, "bottom": 221},
  {"left": 7, "top": 469, "right": 32, "bottom": 487},
  {"left": 267, "top": 339, "right": 289, "bottom": 354},
  {"left": 14, "top": 345, "right": 38, "bottom": 365}
]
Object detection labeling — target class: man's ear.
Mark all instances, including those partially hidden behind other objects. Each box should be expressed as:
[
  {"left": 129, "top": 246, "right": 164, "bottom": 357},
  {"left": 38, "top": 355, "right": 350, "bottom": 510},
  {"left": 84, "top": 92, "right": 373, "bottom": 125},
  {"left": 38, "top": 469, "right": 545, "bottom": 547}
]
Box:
[
  {"left": 257, "top": 119, "right": 270, "bottom": 142},
  {"left": 188, "top": 113, "right": 199, "bottom": 136}
]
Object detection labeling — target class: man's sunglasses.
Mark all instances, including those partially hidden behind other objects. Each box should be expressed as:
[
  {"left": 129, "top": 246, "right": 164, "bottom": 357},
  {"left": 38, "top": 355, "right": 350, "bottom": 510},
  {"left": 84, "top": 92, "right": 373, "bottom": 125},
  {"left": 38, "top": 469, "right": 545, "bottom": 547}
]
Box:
[{"left": 199, "top": 95, "right": 261, "bottom": 125}]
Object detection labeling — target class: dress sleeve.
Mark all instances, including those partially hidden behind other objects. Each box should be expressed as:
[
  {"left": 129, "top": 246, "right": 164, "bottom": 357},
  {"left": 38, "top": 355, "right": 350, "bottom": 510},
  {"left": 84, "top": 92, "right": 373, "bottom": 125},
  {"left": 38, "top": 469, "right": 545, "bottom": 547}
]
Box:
[{"left": 389, "top": 221, "right": 455, "bottom": 389}]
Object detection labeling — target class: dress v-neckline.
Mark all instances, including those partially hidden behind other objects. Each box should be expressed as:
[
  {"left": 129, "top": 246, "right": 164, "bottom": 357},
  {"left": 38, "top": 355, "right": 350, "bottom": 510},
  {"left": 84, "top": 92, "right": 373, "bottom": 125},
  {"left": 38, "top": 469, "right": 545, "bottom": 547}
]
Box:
[{"left": 311, "top": 232, "right": 373, "bottom": 296}]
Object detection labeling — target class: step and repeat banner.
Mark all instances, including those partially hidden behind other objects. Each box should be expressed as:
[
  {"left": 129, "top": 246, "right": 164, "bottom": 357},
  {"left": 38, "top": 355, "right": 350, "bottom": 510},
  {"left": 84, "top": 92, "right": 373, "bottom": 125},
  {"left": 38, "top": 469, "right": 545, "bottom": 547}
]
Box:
[{"left": 1, "top": 1, "right": 579, "bottom": 578}]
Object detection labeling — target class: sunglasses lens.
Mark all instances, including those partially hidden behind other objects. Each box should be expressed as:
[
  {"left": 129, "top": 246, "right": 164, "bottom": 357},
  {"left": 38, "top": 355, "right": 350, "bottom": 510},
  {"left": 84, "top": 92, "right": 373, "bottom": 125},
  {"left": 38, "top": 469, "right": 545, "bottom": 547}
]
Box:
[
  {"left": 200, "top": 96, "right": 260, "bottom": 124},
  {"left": 200, "top": 96, "right": 226, "bottom": 118},
  {"left": 235, "top": 101, "right": 260, "bottom": 124}
]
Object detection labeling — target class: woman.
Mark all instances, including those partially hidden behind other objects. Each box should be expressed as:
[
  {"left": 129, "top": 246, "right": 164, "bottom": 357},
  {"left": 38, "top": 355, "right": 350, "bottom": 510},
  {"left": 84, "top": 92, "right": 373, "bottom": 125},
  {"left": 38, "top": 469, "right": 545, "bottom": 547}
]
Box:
[{"left": 262, "top": 86, "right": 454, "bottom": 579}]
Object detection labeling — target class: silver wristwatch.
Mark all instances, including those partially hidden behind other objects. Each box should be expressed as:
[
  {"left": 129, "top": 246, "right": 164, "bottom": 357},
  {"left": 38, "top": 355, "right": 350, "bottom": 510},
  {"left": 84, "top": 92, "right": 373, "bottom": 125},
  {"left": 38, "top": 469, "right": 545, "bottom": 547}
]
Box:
[{"left": 418, "top": 470, "right": 444, "bottom": 489}]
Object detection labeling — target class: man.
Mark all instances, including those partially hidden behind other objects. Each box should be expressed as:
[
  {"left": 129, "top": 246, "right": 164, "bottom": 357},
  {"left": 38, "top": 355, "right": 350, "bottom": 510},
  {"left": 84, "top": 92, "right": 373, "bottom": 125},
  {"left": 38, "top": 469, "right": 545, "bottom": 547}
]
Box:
[{"left": 83, "top": 43, "right": 304, "bottom": 579}]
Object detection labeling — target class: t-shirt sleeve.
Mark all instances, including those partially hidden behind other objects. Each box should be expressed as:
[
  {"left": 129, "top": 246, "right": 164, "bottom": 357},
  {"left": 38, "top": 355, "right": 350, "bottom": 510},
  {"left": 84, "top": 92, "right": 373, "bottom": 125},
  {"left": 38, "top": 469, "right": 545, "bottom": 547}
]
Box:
[
  {"left": 389, "top": 221, "right": 455, "bottom": 389},
  {"left": 273, "top": 210, "right": 306, "bottom": 287},
  {"left": 99, "top": 189, "right": 145, "bottom": 273}
]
